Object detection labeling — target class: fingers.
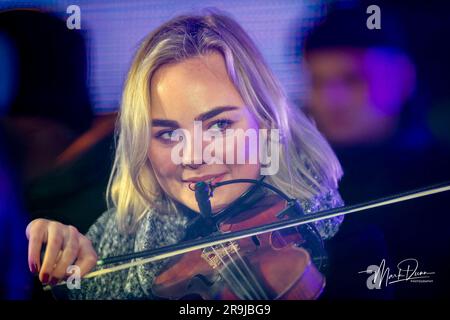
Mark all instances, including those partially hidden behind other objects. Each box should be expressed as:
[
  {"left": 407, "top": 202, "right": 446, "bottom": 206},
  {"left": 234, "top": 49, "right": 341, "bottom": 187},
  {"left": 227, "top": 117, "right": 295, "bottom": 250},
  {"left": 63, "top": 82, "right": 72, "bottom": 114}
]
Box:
[
  {"left": 73, "top": 236, "right": 98, "bottom": 278},
  {"left": 26, "top": 219, "right": 47, "bottom": 274},
  {"left": 50, "top": 226, "right": 80, "bottom": 284},
  {"left": 27, "top": 219, "right": 98, "bottom": 286},
  {"left": 39, "top": 221, "right": 64, "bottom": 284}
]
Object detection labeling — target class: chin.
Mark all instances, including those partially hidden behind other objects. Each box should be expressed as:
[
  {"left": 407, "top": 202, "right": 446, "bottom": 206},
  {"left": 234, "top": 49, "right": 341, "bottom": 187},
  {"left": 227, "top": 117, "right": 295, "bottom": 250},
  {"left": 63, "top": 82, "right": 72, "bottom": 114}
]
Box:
[
  {"left": 211, "top": 202, "right": 229, "bottom": 213},
  {"left": 178, "top": 186, "right": 243, "bottom": 214},
  {"left": 180, "top": 198, "right": 228, "bottom": 214},
  {"left": 210, "top": 194, "right": 238, "bottom": 212}
]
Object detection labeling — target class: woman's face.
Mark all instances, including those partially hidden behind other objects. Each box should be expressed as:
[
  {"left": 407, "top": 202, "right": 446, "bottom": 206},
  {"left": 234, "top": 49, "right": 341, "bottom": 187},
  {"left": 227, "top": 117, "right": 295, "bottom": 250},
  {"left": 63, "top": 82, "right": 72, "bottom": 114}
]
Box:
[{"left": 148, "top": 51, "right": 261, "bottom": 213}]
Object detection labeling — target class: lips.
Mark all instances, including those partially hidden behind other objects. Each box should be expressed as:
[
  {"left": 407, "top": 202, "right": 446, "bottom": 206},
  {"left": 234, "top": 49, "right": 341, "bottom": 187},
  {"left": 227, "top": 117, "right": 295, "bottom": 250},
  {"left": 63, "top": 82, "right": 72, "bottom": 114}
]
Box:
[
  {"left": 183, "top": 173, "right": 227, "bottom": 185},
  {"left": 210, "top": 173, "right": 227, "bottom": 185}
]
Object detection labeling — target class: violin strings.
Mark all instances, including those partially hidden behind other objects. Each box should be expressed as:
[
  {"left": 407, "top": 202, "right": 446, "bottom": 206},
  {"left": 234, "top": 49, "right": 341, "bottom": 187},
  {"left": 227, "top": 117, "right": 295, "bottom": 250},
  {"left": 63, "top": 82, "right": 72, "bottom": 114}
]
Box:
[
  {"left": 227, "top": 242, "right": 269, "bottom": 299},
  {"left": 211, "top": 245, "right": 254, "bottom": 299},
  {"left": 218, "top": 243, "right": 264, "bottom": 299}
]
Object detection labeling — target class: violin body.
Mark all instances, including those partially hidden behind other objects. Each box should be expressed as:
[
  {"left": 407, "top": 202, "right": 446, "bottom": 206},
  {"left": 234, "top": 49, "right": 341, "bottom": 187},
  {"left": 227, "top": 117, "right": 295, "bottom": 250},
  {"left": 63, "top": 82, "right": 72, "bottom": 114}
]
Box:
[{"left": 152, "top": 195, "right": 325, "bottom": 300}]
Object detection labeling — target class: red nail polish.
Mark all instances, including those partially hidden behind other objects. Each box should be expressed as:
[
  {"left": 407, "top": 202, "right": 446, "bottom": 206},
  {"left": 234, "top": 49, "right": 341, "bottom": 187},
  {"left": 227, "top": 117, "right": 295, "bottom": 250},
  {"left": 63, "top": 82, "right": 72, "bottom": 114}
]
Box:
[
  {"left": 49, "top": 278, "right": 59, "bottom": 286},
  {"left": 31, "top": 263, "right": 39, "bottom": 274},
  {"left": 42, "top": 273, "right": 49, "bottom": 284}
]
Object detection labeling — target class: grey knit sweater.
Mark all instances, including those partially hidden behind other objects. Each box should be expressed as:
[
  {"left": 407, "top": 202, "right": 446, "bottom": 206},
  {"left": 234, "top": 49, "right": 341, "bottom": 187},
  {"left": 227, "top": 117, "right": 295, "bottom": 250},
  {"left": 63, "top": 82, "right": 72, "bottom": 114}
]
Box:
[{"left": 65, "top": 189, "right": 344, "bottom": 300}]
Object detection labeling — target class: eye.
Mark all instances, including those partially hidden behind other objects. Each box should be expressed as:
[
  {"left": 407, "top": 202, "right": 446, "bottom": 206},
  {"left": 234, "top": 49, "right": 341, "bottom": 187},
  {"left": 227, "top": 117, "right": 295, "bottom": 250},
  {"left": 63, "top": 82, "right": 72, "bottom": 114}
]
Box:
[
  {"left": 208, "top": 119, "right": 234, "bottom": 132},
  {"left": 155, "top": 130, "right": 180, "bottom": 143}
]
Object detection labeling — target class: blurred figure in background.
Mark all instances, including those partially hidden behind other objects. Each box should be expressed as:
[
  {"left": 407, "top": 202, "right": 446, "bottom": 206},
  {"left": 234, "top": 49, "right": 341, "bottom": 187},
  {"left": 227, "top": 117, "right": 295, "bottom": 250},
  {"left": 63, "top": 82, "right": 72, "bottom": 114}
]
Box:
[
  {"left": 0, "top": 124, "right": 31, "bottom": 299},
  {"left": 0, "top": 9, "right": 92, "bottom": 179},
  {"left": 304, "top": 4, "right": 420, "bottom": 202},
  {"left": 302, "top": 2, "right": 450, "bottom": 202},
  {"left": 0, "top": 15, "right": 31, "bottom": 300},
  {"left": 300, "top": 3, "right": 450, "bottom": 299},
  {"left": 0, "top": 9, "right": 116, "bottom": 299}
]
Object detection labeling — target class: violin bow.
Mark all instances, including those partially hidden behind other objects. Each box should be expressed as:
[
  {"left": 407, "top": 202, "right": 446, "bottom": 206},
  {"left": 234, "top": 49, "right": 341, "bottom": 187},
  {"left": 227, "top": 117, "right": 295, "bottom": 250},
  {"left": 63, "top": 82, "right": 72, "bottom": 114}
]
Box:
[{"left": 45, "top": 180, "right": 450, "bottom": 290}]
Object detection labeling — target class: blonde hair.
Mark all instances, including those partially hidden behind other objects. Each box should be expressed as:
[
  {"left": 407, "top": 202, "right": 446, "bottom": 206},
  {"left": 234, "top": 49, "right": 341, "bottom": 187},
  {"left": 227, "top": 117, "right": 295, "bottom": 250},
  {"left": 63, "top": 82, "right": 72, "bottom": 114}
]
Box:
[{"left": 107, "top": 9, "right": 343, "bottom": 233}]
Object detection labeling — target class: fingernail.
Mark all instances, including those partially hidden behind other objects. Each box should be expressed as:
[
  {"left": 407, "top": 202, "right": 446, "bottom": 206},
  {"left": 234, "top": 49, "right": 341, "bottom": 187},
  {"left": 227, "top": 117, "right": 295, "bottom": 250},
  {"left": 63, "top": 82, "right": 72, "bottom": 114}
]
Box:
[
  {"left": 49, "top": 278, "right": 59, "bottom": 286},
  {"left": 42, "top": 273, "right": 49, "bottom": 284},
  {"left": 30, "top": 263, "right": 36, "bottom": 274}
]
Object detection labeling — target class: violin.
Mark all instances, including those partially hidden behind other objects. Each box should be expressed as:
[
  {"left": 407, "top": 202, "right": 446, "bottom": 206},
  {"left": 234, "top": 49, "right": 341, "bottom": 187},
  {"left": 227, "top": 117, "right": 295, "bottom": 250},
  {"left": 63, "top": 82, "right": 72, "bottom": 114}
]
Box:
[
  {"left": 47, "top": 179, "right": 450, "bottom": 300},
  {"left": 152, "top": 178, "right": 325, "bottom": 300}
]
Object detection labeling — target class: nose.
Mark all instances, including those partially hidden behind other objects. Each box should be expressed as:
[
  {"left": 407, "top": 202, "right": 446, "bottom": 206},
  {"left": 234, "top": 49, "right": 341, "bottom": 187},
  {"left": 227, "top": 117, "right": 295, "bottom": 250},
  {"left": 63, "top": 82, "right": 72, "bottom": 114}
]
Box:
[
  {"left": 180, "top": 129, "right": 204, "bottom": 169},
  {"left": 322, "top": 80, "right": 352, "bottom": 110}
]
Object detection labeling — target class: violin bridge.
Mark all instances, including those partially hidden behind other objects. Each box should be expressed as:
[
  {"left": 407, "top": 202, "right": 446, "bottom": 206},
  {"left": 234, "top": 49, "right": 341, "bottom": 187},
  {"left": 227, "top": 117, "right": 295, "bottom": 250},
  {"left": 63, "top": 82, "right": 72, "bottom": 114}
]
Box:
[{"left": 201, "top": 241, "right": 240, "bottom": 269}]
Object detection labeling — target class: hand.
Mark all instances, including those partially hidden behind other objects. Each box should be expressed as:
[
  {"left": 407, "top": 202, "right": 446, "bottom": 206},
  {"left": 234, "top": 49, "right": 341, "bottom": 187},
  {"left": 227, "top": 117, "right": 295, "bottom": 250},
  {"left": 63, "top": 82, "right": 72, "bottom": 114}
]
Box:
[{"left": 26, "top": 219, "right": 97, "bottom": 285}]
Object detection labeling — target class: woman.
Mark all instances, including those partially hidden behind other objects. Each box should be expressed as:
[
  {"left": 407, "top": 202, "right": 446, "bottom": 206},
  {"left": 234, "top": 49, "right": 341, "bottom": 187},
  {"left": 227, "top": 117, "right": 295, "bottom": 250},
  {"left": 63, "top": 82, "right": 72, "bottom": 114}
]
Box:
[{"left": 26, "top": 10, "right": 344, "bottom": 299}]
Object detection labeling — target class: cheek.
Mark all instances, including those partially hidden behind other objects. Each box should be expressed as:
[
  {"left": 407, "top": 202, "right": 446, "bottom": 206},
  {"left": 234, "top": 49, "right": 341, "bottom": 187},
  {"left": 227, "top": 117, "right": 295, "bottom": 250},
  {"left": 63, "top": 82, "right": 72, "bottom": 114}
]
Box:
[
  {"left": 148, "top": 142, "right": 177, "bottom": 183},
  {"left": 349, "top": 80, "right": 369, "bottom": 106},
  {"left": 216, "top": 116, "right": 261, "bottom": 165},
  {"left": 229, "top": 163, "right": 260, "bottom": 180},
  {"left": 245, "top": 114, "right": 262, "bottom": 164}
]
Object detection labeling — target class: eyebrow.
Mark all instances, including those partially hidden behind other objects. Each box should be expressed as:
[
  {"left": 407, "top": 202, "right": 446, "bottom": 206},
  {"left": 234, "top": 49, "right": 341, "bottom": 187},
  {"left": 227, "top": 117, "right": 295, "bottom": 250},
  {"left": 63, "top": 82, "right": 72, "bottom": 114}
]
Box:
[
  {"left": 151, "top": 105, "right": 239, "bottom": 127},
  {"left": 151, "top": 119, "right": 179, "bottom": 128},
  {"left": 195, "top": 105, "right": 239, "bottom": 122}
]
